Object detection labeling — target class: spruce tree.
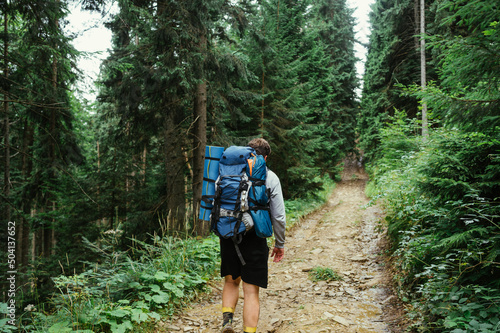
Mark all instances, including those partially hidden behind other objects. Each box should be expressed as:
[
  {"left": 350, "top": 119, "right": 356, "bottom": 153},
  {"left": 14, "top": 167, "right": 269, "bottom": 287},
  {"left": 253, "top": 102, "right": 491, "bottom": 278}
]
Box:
[
  {"left": 237, "top": 0, "right": 319, "bottom": 198},
  {"left": 217, "top": 0, "right": 359, "bottom": 197},
  {"left": 96, "top": 0, "right": 255, "bottom": 236},
  {"left": 309, "top": 0, "right": 359, "bottom": 176},
  {"left": 0, "top": 0, "right": 85, "bottom": 300},
  {"left": 422, "top": 0, "right": 500, "bottom": 130},
  {"left": 359, "top": 0, "right": 429, "bottom": 160}
]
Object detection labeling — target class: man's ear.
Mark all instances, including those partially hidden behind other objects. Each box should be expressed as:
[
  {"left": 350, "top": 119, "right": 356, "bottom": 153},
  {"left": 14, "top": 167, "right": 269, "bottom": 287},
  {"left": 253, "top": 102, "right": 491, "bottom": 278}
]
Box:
[{"left": 265, "top": 156, "right": 267, "bottom": 161}]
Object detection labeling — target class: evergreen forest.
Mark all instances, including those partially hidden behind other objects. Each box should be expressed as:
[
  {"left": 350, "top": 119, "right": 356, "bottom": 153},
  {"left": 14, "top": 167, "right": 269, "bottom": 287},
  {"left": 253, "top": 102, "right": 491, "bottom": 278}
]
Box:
[{"left": 0, "top": 0, "right": 499, "bottom": 332}]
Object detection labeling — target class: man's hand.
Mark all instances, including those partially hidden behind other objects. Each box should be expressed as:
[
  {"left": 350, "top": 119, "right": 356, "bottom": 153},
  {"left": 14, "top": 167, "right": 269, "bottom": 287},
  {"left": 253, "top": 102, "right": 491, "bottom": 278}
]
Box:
[{"left": 270, "top": 247, "right": 284, "bottom": 263}]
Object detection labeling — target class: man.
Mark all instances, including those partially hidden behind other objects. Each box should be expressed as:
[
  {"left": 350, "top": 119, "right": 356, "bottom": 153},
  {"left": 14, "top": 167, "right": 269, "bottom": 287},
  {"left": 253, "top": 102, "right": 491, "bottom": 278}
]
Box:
[{"left": 219, "top": 138, "right": 286, "bottom": 333}]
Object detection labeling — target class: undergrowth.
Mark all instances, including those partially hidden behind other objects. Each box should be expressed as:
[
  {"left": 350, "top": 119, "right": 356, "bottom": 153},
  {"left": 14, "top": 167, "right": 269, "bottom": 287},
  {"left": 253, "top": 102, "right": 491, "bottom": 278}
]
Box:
[
  {"left": 14, "top": 234, "right": 220, "bottom": 332},
  {"left": 308, "top": 266, "right": 343, "bottom": 282},
  {"left": 1, "top": 179, "right": 334, "bottom": 332},
  {"left": 368, "top": 113, "right": 500, "bottom": 332}
]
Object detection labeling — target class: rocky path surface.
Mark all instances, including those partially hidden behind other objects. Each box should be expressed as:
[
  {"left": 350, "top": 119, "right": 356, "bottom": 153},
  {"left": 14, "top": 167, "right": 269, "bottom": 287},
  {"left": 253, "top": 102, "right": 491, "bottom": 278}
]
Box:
[{"left": 162, "top": 162, "right": 402, "bottom": 332}]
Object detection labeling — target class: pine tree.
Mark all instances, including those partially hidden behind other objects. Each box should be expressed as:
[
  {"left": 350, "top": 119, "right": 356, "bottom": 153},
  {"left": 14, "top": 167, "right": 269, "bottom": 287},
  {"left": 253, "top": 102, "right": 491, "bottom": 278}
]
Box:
[
  {"left": 96, "top": 0, "right": 254, "bottom": 236},
  {"left": 421, "top": 0, "right": 500, "bottom": 130},
  {"left": 235, "top": 0, "right": 318, "bottom": 198},
  {"left": 2, "top": 0, "right": 11, "bottom": 224},
  {"left": 213, "top": 0, "right": 359, "bottom": 197},
  {"left": 309, "top": 0, "right": 359, "bottom": 176},
  {"left": 359, "top": 0, "right": 427, "bottom": 160},
  {"left": 0, "top": 0, "right": 85, "bottom": 300},
  {"left": 97, "top": 0, "right": 180, "bottom": 236}
]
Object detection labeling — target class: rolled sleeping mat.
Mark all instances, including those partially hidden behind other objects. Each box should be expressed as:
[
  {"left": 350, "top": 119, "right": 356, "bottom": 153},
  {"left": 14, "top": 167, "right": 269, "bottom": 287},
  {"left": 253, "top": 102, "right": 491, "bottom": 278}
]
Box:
[{"left": 199, "top": 145, "right": 225, "bottom": 221}]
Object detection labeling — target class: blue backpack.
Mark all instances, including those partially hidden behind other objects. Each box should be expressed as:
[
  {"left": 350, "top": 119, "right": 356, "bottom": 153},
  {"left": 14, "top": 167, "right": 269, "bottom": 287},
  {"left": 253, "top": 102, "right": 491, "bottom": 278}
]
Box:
[
  {"left": 210, "top": 146, "right": 273, "bottom": 263},
  {"left": 246, "top": 153, "right": 273, "bottom": 238}
]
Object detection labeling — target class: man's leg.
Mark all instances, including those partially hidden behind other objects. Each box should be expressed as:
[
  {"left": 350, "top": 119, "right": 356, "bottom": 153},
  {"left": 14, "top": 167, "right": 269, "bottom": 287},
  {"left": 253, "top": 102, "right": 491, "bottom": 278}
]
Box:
[
  {"left": 242, "top": 281, "right": 260, "bottom": 332},
  {"left": 222, "top": 275, "right": 241, "bottom": 309},
  {"left": 221, "top": 275, "right": 241, "bottom": 332}
]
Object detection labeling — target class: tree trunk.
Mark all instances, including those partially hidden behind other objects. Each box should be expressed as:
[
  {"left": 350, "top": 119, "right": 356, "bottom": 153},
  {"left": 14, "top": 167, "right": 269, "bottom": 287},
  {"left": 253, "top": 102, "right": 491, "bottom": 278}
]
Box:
[
  {"left": 2, "top": 4, "right": 12, "bottom": 299},
  {"left": 20, "top": 120, "right": 34, "bottom": 271},
  {"left": 46, "top": 6, "right": 60, "bottom": 256},
  {"left": 165, "top": 108, "right": 186, "bottom": 233},
  {"left": 414, "top": 0, "right": 419, "bottom": 51},
  {"left": 97, "top": 139, "right": 101, "bottom": 217},
  {"left": 420, "top": 0, "right": 428, "bottom": 138},
  {"left": 141, "top": 143, "right": 147, "bottom": 184},
  {"left": 261, "top": 6, "right": 266, "bottom": 135},
  {"left": 44, "top": 56, "right": 57, "bottom": 257},
  {"left": 32, "top": 207, "right": 40, "bottom": 263},
  {"left": 192, "top": 33, "right": 208, "bottom": 236},
  {"left": 3, "top": 1, "right": 11, "bottom": 223}
]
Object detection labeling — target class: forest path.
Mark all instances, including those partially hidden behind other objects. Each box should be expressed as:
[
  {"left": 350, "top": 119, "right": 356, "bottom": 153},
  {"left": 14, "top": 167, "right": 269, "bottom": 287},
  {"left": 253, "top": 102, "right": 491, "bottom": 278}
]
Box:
[{"left": 162, "top": 160, "right": 403, "bottom": 332}]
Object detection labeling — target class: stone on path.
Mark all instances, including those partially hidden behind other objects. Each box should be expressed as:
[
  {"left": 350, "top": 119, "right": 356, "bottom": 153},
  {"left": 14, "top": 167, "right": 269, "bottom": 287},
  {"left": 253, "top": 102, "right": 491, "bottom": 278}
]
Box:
[{"left": 332, "top": 315, "right": 351, "bottom": 326}]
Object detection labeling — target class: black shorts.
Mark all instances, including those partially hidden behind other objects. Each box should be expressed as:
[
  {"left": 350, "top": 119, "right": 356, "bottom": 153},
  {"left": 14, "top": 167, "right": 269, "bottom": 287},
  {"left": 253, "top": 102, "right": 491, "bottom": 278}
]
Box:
[{"left": 220, "top": 229, "right": 269, "bottom": 288}]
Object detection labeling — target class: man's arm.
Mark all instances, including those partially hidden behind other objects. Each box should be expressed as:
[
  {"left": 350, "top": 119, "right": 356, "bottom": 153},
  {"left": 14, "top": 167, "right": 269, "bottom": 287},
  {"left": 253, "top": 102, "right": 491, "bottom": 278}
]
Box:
[
  {"left": 267, "top": 170, "right": 286, "bottom": 261},
  {"left": 270, "top": 247, "right": 284, "bottom": 262}
]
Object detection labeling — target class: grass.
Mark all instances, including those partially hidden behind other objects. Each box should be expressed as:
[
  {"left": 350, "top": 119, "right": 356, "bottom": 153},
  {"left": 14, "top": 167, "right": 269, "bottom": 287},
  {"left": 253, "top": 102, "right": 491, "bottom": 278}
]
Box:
[{"left": 308, "top": 266, "right": 343, "bottom": 282}]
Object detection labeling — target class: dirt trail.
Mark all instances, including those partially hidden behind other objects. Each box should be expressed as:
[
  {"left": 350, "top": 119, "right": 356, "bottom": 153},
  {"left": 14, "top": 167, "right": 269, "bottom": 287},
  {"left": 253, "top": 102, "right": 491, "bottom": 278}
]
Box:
[{"left": 163, "top": 161, "right": 401, "bottom": 332}]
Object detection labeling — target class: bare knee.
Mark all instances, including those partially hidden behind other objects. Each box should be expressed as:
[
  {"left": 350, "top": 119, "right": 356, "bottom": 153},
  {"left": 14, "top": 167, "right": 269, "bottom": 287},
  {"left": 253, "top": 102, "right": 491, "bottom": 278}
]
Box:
[
  {"left": 224, "top": 275, "right": 241, "bottom": 288},
  {"left": 242, "top": 281, "right": 259, "bottom": 297}
]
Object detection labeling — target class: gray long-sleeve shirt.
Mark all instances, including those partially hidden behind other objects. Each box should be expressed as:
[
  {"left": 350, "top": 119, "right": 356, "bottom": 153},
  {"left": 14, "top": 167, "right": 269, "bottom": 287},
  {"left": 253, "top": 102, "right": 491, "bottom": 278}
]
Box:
[{"left": 266, "top": 169, "right": 286, "bottom": 248}]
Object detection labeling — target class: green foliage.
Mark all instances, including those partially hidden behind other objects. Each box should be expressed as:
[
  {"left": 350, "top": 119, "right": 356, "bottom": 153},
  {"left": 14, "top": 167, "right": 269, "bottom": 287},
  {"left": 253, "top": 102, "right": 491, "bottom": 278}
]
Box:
[
  {"left": 434, "top": 285, "right": 500, "bottom": 332},
  {"left": 369, "top": 120, "right": 500, "bottom": 331},
  {"left": 358, "top": 0, "right": 500, "bottom": 330},
  {"left": 230, "top": 0, "right": 358, "bottom": 198},
  {"left": 239, "top": 0, "right": 322, "bottom": 198},
  {"left": 366, "top": 110, "right": 422, "bottom": 180},
  {"left": 359, "top": 0, "right": 434, "bottom": 161},
  {"left": 375, "top": 4, "right": 500, "bottom": 328},
  {"left": 307, "top": 0, "right": 359, "bottom": 173},
  {"left": 284, "top": 175, "right": 335, "bottom": 229},
  {"left": 308, "top": 267, "right": 343, "bottom": 283},
  {"left": 0, "top": 303, "right": 16, "bottom": 332},
  {"left": 20, "top": 235, "right": 220, "bottom": 332},
  {"left": 0, "top": 0, "right": 91, "bottom": 309},
  {"left": 405, "top": 0, "right": 500, "bottom": 131},
  {"left": 416, "top": 131, "right": 500, "bottom": 203}
]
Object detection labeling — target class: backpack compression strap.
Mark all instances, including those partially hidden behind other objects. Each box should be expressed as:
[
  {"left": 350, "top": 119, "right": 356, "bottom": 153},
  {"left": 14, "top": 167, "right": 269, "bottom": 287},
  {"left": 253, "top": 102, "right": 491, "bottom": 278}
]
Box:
[
  {"left": 213, "top": 174, "right": 248, "bottom": 266},
  {"left": 200, "top": 177, "right": 215, "bottom": 211},
  {"left": 232, "top": 181, "right": 246, "bottom": 266},
  {"left": 200, "top": 147, "right": 224, "bottom": 209},
  {"left": 247, "top": 177, "right": 271, "bottom": 213},
  {"left": 232, "top": 218, "right": 246, "bottom": 266}
]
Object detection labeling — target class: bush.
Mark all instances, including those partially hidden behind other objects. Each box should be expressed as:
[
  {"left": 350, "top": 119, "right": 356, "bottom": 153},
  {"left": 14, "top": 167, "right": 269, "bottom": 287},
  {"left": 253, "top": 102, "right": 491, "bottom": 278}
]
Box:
[
  {"left": 19, "top": 234, "right": 220, "bottom": 332},
  {"left": 368, "top": 123, "right": 500, "bottom": 332}
]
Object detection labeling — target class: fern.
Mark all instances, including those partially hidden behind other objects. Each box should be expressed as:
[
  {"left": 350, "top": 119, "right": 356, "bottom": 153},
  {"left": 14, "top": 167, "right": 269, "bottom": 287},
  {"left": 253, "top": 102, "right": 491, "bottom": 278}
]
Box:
[{"left": 434, "top": 227, "right": 489, "bottom": 251}]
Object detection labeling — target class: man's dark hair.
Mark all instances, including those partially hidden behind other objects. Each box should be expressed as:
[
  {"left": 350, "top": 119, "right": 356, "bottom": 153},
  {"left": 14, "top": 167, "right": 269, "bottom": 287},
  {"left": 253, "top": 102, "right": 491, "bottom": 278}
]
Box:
[{"left": 248, "top": 138, "right": 271, "bottom": 156}]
